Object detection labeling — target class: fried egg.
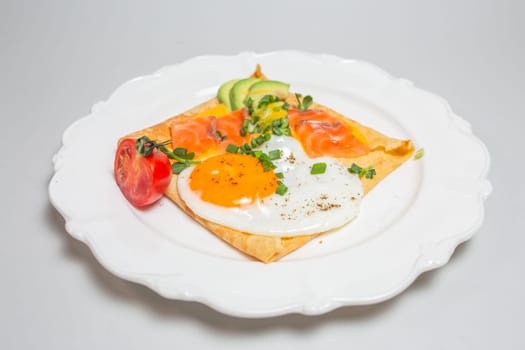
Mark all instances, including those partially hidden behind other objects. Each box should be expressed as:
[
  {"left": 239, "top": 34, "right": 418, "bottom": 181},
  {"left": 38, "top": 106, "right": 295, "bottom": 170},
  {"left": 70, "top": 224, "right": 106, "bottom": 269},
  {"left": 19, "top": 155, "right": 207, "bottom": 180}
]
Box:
[{"left": 177, "top": 136, "right": 363, "bottom": 236}]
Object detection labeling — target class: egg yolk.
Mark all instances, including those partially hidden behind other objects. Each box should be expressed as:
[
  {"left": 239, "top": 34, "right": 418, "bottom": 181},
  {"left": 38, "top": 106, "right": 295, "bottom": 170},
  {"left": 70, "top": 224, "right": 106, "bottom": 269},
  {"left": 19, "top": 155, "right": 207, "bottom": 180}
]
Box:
[{"left": 189, "top": 153, "right": 278, "bottom": 207}]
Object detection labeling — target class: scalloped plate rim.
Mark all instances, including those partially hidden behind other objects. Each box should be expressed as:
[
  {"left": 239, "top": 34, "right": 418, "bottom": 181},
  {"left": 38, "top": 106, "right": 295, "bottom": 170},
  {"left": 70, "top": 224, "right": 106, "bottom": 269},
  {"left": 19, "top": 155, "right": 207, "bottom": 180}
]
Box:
[{"left": 49, "top": 50, "right": 491, "bottom": 318}]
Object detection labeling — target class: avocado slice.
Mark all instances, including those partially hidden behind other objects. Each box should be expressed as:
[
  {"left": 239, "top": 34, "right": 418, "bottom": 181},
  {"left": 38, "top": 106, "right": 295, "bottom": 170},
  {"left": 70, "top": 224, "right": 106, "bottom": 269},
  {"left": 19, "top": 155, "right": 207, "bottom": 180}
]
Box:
[
  {"left": 217, "top": 79, "right": 239, "bottom": 112},
  {"left": 229, "top": 78, "right": 261, "bottom": 111},
  {"left": 247, "top": 80, "right": 290, "bottom": 104}
]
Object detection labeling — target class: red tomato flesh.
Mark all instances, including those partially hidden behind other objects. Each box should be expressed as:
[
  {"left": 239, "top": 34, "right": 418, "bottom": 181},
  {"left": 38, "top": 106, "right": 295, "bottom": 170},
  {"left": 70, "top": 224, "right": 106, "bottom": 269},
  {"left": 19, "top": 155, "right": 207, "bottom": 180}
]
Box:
[{"left": 114, "top": 138, "right": 172, "bottom": 208}]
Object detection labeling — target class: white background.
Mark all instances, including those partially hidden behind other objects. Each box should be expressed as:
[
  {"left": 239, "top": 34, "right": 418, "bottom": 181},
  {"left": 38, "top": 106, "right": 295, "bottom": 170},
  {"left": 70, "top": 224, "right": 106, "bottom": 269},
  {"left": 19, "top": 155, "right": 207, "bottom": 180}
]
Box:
[{"left": 1, "top": 0, "right": 523, "bottom": 348}]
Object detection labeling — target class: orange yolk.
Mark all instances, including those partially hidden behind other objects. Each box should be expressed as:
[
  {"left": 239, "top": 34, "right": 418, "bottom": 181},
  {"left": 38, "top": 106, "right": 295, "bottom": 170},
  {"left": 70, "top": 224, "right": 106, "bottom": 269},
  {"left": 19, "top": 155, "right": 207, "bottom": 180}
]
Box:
[{"left": 189, "top": 153, "right": 278, "bottom": 207}]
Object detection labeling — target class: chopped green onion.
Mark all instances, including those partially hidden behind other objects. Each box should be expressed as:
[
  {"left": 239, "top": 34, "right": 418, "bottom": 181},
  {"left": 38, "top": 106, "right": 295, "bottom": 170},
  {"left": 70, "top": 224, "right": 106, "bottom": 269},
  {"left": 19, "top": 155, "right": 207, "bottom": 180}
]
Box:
[
  {"left": 310, "top": 162, "right": 327, "bottom": 175},
  {"left": 275, "top": 172, "right": 284, "bottom": 179},
  {"left": 414, "top": 148, "right": 425, "bottom": 160},
  {"left": 226, "top": 144, "right": 239, "bottom": 153},
  {"left": 275, "top": 181, "right": 288, "bottom": 195},
  {"left": 229, "top": 133, "right": 279, "bottom": 172},
  {"left": 243, "top": 96, "right": 255, "bottom": 114},
  {"left": 240, "top": 116, "right": 261, "bottom": 136},
  {"left": 260, "top": 159, "right": 276, "bottom": 172},
  {"left": 240, "top": 144, "right": 252, "bottom": 153},
  {"left": 268, "top": 149, "right": 281, "bottom": 160}
]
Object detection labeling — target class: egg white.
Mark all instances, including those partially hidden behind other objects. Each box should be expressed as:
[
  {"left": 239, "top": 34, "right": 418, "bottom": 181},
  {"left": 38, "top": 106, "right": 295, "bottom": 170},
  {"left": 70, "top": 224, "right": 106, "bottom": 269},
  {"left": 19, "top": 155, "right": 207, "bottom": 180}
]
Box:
[{"left": 177, "top": 136, "right": 363, "bottom": 236}]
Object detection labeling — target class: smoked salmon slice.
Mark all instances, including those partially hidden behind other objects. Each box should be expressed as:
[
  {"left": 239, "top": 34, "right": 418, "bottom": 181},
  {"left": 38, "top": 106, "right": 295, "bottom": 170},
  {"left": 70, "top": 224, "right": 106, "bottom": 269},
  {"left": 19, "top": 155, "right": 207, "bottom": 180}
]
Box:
[
  {"left": 215, "top": 109, "right": 250, "bottom": 148},
  {"left": 288, "top": 108, "right": 370, "bottom": 158},
  {"left": 170, "top": 109, "right": 250, "bottom": 157},
  {"left": 170, "top": 116, "right": 218, "bottom": 156}
]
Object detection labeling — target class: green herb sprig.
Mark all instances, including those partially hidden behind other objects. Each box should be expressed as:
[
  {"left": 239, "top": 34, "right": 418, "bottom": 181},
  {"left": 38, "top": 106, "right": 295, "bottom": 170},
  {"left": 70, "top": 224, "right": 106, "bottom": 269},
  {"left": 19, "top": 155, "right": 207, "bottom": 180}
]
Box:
[
  {"left": 348, "top": 163, "right": 376, "bottom": 179},
  {"left": 295, "top": 93, "right": 313, "bottom": 111},
  {"left": 135, "top": 136, "right": 170, "bottom": 157},
  {"left": 135, "top": 136, "right": 201, "bottom": 174},
  {"left": 167, "top": 147, "right": 201, "bottom": 174}
]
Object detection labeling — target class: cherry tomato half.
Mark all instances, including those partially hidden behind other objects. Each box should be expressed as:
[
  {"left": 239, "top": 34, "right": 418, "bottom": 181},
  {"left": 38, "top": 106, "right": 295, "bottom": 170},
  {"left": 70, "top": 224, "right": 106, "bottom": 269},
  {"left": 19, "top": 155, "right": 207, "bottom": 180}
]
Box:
[{"left": 114, "top": 138, "right": 172, "bottom": 208}]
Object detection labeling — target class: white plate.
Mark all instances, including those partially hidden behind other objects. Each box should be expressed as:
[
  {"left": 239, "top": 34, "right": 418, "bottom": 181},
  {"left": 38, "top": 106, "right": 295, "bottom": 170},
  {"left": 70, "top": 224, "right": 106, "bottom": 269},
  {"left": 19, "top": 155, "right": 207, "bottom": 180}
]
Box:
[{"left": 49, "top": 51, "right": 491, "bottom": 318}]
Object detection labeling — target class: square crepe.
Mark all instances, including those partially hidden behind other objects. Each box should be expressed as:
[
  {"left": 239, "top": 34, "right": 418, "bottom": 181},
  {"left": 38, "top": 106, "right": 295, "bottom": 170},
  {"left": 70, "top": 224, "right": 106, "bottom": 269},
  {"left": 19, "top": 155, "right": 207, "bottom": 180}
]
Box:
[{"left": 123, "top": 67, "right": 414, "bottom": 262}]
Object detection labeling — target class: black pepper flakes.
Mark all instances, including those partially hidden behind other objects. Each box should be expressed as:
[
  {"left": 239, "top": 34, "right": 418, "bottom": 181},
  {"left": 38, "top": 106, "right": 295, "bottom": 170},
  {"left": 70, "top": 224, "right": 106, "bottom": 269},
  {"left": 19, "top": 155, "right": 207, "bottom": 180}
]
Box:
[{"left": 286, "top": 153, "right": 296, "bottom": 164}]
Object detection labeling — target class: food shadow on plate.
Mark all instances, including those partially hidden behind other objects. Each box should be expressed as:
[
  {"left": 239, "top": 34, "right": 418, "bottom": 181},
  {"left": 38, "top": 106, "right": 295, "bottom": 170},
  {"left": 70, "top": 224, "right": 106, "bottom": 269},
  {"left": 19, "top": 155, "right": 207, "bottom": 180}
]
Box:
[{"left": 46, "top": 202, "right": 470, "bottom": 331}]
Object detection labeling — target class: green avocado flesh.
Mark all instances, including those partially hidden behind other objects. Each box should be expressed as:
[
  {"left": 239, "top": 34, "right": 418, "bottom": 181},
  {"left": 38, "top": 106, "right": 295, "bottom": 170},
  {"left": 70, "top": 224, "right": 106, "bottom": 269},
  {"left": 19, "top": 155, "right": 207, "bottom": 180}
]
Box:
[
  {"left": 217, "top": 79, "right": 239, "bottom": 111},
  {"left": 247, "top": 80, "right": 290, "bottom": 104},
  {"left": 229, "top": 78, "right": 261, "bottom": 111}
]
